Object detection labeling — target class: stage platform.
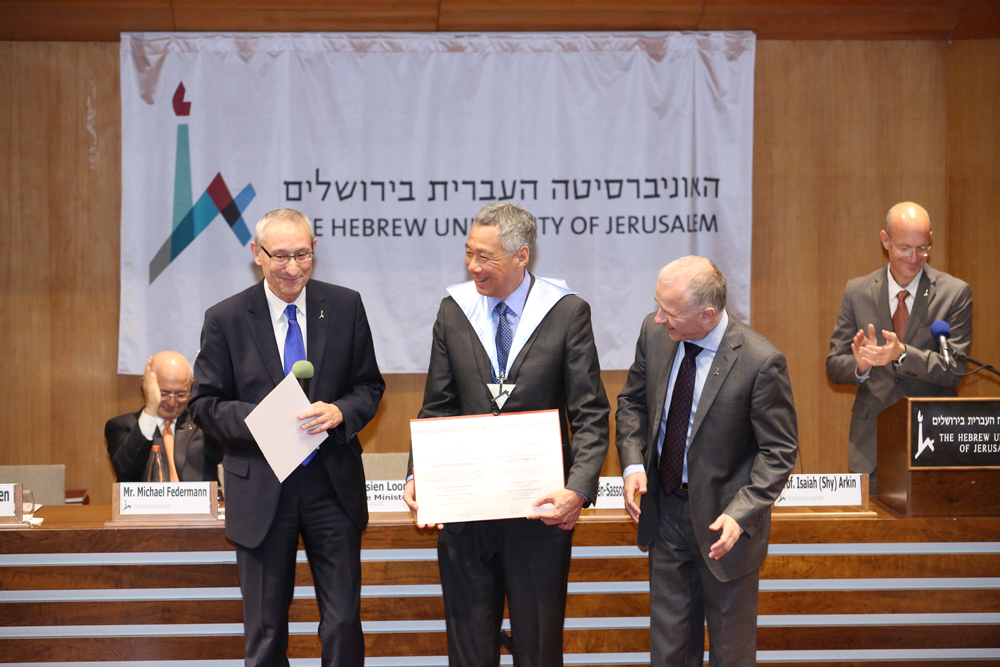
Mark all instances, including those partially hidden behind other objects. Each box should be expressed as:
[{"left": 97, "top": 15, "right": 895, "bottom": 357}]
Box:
[{"left": 1, "top": 503, "right": 998, "bottom": 666}]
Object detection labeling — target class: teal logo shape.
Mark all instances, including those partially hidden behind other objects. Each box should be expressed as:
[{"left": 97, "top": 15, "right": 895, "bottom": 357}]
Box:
[{"left": 149, "top": 83, "right": 255, "bottom": 283}]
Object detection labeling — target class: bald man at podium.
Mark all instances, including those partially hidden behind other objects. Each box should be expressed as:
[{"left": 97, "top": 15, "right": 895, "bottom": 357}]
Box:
[{"left": 827, "top": 202, "right": 972, "bottom": 493}]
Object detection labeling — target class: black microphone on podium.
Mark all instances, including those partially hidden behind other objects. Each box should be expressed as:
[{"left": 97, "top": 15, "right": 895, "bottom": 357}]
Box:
[
  {"left": 292, "top": 360, "right": 314, "bottom": 396},
  {"left": 930, "top": 320, "right": 952, "bottom": 367}
]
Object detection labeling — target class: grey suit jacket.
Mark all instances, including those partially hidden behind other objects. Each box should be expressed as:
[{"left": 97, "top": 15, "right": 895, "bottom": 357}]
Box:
[
  {"left": 616, "top": 313, "right": 798, "bottom": 582},
  {"left": 410, "top": 283, "right": 610, "bottom": 504},
  {"left": 826, "top": 265, "right": 972, "bottom": 473},
  {"left": 105, "top": 409, "right": 222, "bottom": 483}
]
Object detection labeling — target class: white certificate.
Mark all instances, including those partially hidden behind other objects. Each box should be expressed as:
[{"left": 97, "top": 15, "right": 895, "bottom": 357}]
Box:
[
  {"left": 245, "top": 373, "right": 328, "bottom": 483},
  {"left": 410, "top": 410, "right": 566, "bottom": 525}
]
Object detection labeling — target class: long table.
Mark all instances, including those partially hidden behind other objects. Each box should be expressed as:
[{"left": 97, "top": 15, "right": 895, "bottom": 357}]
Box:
[{"left": 2, "top": 504, "right": 999, "bottom": 666}]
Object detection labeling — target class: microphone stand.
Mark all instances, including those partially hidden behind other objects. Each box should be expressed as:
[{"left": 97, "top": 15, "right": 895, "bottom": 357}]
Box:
[{"left": 951, "top": 350, "right": 1000, "bottom": 379}]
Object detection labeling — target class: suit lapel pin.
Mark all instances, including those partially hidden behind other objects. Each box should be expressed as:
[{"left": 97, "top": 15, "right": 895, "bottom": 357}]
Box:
[
  {"left": 923, "top": 289, "right": 928, "bottom": 297},
  {"left": 319, "top": 310, "right": 325, "bottom": 319},
  {"left": 713, "top": 368, "right": 720, "bottom": 376}
]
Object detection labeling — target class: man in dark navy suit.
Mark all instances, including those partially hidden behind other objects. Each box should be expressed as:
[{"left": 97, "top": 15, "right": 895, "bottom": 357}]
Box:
[{"left": 189, "top": 208, "right": 385, "bottom": 667}]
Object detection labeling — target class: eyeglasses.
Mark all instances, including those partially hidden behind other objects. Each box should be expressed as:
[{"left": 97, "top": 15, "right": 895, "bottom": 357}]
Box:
[
  {"left": 161, "top": 391, "right": 191, "bottom": 401},
  {"left": 886, "top": 235, "right": 931, "bottom": 259},
  {"left": 259, "top": 245, "right": 315, "bottom": 266}
]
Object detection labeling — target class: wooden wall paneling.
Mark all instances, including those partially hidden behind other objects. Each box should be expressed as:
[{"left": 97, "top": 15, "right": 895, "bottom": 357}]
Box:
[
  {"left": 0, "top": 43, "right": 56, "bottom": 472},
  {"left": 601, "top": 369, "right": 627, "bottom": 476},
  {"left": 356, "top": 372, "right": 424, "bottom": 453},
  {"left": 700, "top": 1, "right": 967, "bottom": 40},
  {"left": 946, "top": 40, "right": 1000, "bottom": 398},
  {"left": 170, "top": 0, "right": 441, "bottom": 33},
  {"left": 0, "top": 0, "right": 998, "bottom": 41},
  {"left": 0, "top": 42, "right": 121, "bottom": 505},
  {"left": 753, "top": 40, "right": 948, "bottom": 477},
  {"left": 951, "top": 0, "right": 1000, "bottom": 39},
  {"left": 436, "top": 0, "right": 703, "bottom": 32},
  {"left": 49, "top": 42, "right": 122, "bottom": 505},
  {"left": 0, "top": 2, "right": 175, "bottom": 42}
]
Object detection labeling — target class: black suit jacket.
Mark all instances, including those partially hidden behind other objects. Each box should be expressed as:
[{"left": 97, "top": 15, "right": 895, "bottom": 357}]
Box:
[
  {"left": 826, "top": 265, "right": 972, "bottom": 473},
  {"left": 105, "top": 409, "right": 222, "bottom": 482},
  {"left": 411, "top": 285, "right": 610, "bottom": 503},
  {"left": 189, "top": 280, "right": 385, "bottom": 548},
  {"left": 616, "top": 313, "right": 798, "bottom": 582}
]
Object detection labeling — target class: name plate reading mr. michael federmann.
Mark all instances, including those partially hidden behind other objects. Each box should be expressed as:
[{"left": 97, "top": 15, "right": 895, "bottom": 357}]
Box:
[{"left": 112, "top": 482, "right": 219, "bottom": 522}]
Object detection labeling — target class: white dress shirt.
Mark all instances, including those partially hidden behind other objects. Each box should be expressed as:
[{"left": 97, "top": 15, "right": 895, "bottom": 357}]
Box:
[
  {"left": 262, "top": 281, "right": 308, "bottom": 371},
  {"left": 623, "top": 311, "right": 729, "bottom": 484}
]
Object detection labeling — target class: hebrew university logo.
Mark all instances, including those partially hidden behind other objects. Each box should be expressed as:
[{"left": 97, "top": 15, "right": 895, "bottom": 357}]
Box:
[{"left": 148, "top": 83, "right": 256, "bottom": 283}]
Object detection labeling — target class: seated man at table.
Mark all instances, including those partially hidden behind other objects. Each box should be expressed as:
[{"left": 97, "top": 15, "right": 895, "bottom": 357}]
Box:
[{"left": 106, "top": 351, "right": 221, "bottom": 482}]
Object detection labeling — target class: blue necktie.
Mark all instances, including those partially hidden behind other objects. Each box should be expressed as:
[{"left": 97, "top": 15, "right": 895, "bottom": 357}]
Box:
[
  {"left": 284, "top": 304, "right": 315, "bottom": 466},
  {"left": 284, "top": 304, "right": 306, "bottom": 376},
  {"left": 493, "top": 301, "right": 512, "bottom": 383}
]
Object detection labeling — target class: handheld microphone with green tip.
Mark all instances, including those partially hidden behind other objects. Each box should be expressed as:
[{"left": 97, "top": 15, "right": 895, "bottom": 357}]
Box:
[{"left": 292, "top": 360, "right": 314, "bottom": 395}]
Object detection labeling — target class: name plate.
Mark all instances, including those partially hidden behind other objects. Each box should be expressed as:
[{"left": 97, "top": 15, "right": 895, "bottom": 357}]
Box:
[
  {"left": 910, "top": 402, "right": 1000, "bottom": 467},
  {"left": 366, "top": 480, "right": 408, "bottom": 512},
  {"left": 0, "top": 483, "right": 22, "bottom": 524},
  {"left": 112, "top": 482, "right": 218, "bottom": 522},
  {"left": 594, "top": 477, "right": 626, "bottom": 509},
  {"left": 774, "top": 474, "right": 863, "bottom": 507}
]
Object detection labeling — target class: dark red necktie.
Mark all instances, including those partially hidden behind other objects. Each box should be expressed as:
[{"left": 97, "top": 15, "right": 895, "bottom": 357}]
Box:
[
  {"left": 659, "top": 342, "right": 703, "bottom": 495},
  {"left": 893, "top": 290, "right": 909, "bottom": 340}
]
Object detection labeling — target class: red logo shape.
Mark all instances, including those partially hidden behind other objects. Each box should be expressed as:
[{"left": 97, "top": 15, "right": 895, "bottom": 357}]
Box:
[{"left": 173, "top": 82, "right": 191, "bottom": 117}]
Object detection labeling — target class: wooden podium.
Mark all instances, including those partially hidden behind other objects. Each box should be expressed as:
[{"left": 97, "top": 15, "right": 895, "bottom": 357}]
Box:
[{"left": 877, "top": 397, "right": 1000, "bottom": 516}]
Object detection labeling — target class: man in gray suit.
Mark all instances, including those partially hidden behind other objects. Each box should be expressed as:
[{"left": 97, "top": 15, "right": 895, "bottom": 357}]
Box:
[
  {"left": 403, "top": 202, "right": 610, "bottom": 667},
  {"left": 616, "top": 256, "right": 798, "bottom": 666},
  {"left": 827, "top": 202, "right": 972, "bottom": 491},
  {"left": 106, "top": 351, "right": 221, "bottom": 482}
]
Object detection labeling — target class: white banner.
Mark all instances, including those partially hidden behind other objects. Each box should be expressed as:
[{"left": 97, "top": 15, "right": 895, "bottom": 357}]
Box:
[{"left": 120, "top": 32, "right": 755, "bottom": 374}]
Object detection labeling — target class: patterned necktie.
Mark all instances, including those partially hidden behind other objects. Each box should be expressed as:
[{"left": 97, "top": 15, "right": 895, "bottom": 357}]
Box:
[
  {"left": 659, "top": 342, "right": 703, "bottom": 496},
  {"left": 283, "top": 303, "right": 306, "bottom": 376},
  {"left": 493, "top": 301, "right": 512, "bottom": 383},
  {"left": 283, "top": 304, "right": 315, "bottom": 466},
  {"left": 893, "top": 290, "right": 910, "bottom": 341},
  {"left": 162, "top": 419, "right": 180, "bottom": 482}
]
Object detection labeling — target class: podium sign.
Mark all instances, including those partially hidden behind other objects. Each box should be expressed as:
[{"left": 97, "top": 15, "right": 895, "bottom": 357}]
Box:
[
  {"left": 907, "top": 400, "right": 1000, "bottom": 467},
  {"left": 878, "top": 398, "right": 1000, "bottom": 517}
]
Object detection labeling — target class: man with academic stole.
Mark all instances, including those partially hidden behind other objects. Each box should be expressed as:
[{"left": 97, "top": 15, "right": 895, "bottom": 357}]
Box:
[{"left": 403, "top": 202, "right": 610, "bottom": 667}]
